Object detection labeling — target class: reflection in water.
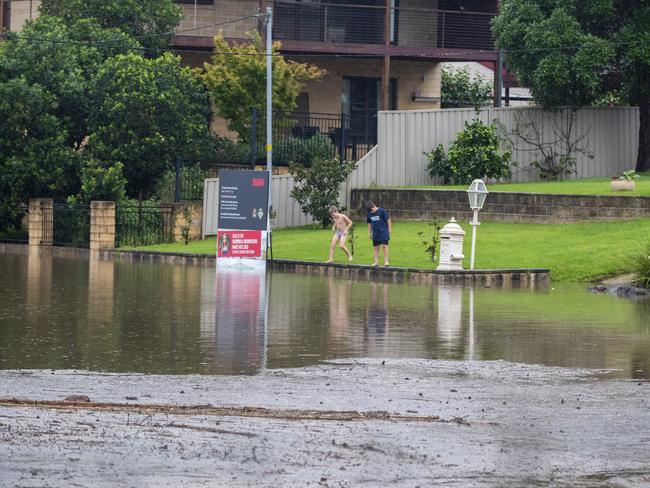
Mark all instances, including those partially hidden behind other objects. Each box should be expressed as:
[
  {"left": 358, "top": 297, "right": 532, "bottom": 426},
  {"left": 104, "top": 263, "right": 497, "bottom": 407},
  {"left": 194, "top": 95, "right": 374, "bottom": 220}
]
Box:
[
  {"left": 437, "top": 286, "right": 462, "bottom": 349},
  {"left": 1, "top": 246, "right": 650, "bottom": 378},
  {"left": 365, "top": 282, "right": 389, "bottom": 350},
  {"left": 205, "top": 267, "right": 267, "bottom": 374},
  {"left": 328, "top": 276, "right": 350, "bottom": 340}
]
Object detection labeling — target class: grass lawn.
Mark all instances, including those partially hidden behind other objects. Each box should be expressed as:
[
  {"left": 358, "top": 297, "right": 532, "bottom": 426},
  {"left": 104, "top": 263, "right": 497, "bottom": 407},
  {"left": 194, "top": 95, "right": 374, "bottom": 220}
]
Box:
[
  {"left": 128, "top": 219, "right": 650, "bottom": 282},
  {"left": 404, "top": 174, "right": 650, "bottom": 196}
]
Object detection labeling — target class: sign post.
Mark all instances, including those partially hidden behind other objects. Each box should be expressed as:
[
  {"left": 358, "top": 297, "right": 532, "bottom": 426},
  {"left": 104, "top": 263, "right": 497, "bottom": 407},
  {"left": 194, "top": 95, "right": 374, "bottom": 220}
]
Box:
[{"left": 217, "top": 170, "right": 270, "bottom": 269}]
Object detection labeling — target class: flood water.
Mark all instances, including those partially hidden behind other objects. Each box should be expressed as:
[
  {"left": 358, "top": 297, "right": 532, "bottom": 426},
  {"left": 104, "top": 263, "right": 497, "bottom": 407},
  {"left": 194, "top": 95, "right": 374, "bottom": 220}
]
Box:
[{"left": 1, "top": 245, "right": 649, "bottom": 378}]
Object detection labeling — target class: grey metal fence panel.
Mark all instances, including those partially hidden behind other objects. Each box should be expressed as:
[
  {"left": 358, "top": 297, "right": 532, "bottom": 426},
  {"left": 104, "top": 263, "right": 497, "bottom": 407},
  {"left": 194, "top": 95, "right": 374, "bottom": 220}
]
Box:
[
  {"left": 374, "top": 106, "right": 639, "bottom": 186},
  {"left": 272, "top": 175, "right": 314, "bottom": 229},
  {"left": 202, "top": 178, "right": 219, "bottom": 238}
]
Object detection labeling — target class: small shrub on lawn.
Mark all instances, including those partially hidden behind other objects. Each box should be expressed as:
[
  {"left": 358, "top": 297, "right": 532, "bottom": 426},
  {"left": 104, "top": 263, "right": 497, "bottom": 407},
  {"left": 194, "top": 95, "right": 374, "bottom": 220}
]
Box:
[
  {"left": 289, "top": 157, "right": 356, "bottom": 228},
  {"left": 425, "top": 119, "right": 514, "bottom": 185},
  {"left": 625, "top": 242, "right": 650, "bottom": 288}
]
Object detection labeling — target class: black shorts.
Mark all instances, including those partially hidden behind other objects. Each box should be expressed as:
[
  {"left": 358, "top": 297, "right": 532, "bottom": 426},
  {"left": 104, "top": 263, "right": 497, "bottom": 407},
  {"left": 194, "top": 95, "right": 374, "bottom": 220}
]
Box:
[{"left": 373, "top": 240, "right": 389, "bottom": 247}]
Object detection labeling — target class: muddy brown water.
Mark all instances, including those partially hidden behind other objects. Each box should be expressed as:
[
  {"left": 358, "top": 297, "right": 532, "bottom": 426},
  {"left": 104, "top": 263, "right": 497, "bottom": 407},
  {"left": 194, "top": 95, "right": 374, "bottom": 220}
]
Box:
[{"left": 1, "top": 245, "right": 649, "bottom": 378}]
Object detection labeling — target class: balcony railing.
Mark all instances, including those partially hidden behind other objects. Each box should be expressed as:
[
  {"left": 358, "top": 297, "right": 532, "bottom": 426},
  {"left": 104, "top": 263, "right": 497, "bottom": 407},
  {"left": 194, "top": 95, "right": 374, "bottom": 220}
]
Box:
[{"left": 273, "top": 1, "right": 496, "bottom": 51}]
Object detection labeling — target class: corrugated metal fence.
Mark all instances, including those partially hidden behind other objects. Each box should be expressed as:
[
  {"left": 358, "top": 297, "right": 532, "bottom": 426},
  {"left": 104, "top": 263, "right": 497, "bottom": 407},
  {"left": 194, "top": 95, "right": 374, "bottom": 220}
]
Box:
[
  {"left": 203, "top": 107, "right": 639, "bottom": 230},
  {"left": 375, "top": 106, "right": 639, "bottom": 185}
]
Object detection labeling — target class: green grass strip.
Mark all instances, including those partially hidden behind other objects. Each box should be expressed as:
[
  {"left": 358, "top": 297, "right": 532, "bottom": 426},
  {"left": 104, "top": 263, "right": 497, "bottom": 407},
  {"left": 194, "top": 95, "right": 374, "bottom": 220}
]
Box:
[
  {"left": 401, "top": 174, "right": 650, "bottom": 196},
  {"left": 127, "top": 219, "right": 650, "bottom": 282}
]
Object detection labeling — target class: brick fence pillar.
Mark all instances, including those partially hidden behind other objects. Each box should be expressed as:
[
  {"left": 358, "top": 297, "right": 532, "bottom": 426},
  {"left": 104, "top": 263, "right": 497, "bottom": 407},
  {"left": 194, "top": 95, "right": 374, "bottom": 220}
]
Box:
[
  {"left": 28, "top": 198, "right": 53, "bottom": 246},
  {"left": 90, "top": 201, "right": 116, "bottom": 251}
]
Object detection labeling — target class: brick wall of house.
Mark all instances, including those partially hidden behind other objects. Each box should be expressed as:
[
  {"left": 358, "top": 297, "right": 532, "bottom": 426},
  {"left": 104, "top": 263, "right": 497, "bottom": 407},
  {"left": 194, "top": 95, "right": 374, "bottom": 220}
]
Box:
[
  {"left": 8, "top": 0, "right": 40, "bottom": 32},
  {"left": 295, "top": 57, "right": 441, "bottom": 114}
]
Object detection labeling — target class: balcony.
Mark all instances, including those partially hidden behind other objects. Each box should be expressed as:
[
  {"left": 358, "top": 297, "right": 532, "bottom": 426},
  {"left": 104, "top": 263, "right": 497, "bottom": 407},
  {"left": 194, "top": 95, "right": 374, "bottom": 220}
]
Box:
[{"left": 273, "top": 1, "right": 496, "bottom": 55}]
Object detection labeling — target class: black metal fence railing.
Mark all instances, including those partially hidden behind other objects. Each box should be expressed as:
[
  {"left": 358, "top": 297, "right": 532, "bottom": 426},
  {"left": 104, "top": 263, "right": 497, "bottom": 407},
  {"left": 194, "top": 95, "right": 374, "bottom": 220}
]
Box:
[
  {"left": 0, "top": 203, "right": 29, "bottom": 243},
  {"left": 252, "top": 110, "right": 377, "bottom": 166},
  {"left": 52, "top": 203, "right": 90, "bottom": 247},
  {"left": 174, "top": 158, "right": 207, "bottom": 202},
  {"left": 115, "top": 204, "right": 174, "bottom": 247}
]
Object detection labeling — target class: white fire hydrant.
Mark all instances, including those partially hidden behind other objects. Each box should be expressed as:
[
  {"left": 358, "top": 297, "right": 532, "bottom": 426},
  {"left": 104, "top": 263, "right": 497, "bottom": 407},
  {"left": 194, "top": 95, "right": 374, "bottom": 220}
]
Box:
[{"left": 437, "top": 217, "right": 465, "bottom": 271}]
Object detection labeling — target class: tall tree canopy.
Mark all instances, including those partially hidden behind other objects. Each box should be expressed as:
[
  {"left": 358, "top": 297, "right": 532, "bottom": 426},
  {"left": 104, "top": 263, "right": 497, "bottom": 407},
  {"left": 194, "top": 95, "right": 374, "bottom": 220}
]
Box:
[
  {"left": 493, "top": 0, "right": 650, "bottom": 171},
  {"left": 40, "top": 0, "right": 182, "bottom": 51},
  {"left": 0, "top": 15, "right": 138, "bottom": 148},
  {"left": 88, "top": 52, "right": 211, "bottom": 200},
  {"left": 203, "top": 32, "right": 324, "bottom": 141},
  {"left": 0, "top": 79, "right": 77, "bottom": 228}
]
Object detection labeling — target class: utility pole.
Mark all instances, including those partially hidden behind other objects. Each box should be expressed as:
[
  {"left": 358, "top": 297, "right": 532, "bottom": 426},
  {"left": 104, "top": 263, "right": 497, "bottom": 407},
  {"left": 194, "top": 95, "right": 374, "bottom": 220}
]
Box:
[
  {"left": 265, "top": 7, "right": 273, "bottom": 248},
  {"left": 266, "top": 7, "right": 273, "bottom": 174}
]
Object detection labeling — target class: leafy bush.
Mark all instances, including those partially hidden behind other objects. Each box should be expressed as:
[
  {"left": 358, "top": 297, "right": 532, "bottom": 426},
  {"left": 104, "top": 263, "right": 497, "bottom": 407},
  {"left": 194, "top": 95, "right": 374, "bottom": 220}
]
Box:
[
  {"left": 276, "top": 133, "right": 336, "bottom": 167},
  {"left": 425, "top": 119, "right": 513, "bottom": 185},
  {"left": 625, "top": 242, "right": 650, "bottom": 289},
  {"left": 290, "top": 157, "right": 356, "bottom": 228},
  {"left": 207, "top": 135, "right": 251, "bottom": 165},
  {"left": 72, "top": 159, "right": 127, "bottom": 204},
  {"left": 441, "top": 66, "right": 492, "bottom": 109}
]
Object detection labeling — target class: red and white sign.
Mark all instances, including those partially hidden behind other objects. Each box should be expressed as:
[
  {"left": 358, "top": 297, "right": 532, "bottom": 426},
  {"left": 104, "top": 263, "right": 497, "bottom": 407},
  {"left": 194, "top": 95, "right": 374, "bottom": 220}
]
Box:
[{"left": 217, "top": 230, "right": 263, "bottom": 258}]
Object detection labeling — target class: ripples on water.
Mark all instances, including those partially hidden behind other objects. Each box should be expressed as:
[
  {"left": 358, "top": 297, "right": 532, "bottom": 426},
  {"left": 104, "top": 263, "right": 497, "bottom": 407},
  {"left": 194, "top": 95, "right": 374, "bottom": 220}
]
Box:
[{"left": 1, "top": 246, "right": 649, "bottom": 378}]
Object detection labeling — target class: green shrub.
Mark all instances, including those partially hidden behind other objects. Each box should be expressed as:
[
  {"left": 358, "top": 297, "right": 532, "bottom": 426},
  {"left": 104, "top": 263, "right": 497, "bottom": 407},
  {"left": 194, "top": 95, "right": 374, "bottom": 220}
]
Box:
[
  {"left": 289, "top": 157, "right": 356, "bottom": 228},
  {"left": 441, "top": 66, "right": 492, "bottom": 109},
  {"left": 209, "top": 135, "right": 250, "bottom": 164},
  {"left": 625, "top": 242, "right": 650, "bottom": 289},
  {"left": 71, "top": 159, "right": 127, "bottom": 204},
  {"left": 425, "top": 119, "right": 514, "bottom": 185},
  {"left": 276, "top": 133, "right": 336, "bottom": 167}
]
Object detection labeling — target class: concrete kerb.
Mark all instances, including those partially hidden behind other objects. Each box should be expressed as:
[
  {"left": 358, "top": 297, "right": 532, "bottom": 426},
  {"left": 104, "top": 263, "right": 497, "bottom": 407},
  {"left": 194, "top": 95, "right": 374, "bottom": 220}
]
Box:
[{"left": 99, "top": 248, "right": 550, "bottom": 288}]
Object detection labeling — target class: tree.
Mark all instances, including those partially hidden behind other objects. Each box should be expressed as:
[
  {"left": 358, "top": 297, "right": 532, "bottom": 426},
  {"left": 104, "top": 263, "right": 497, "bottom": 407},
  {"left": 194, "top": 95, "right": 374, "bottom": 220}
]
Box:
[
  {"left": 492, "top": 0, "right": 650, "bottom": 171},
  {"left": 441, "top": 66, "right": 493, "bottom": 108},
  {"left": 87, "top": 52, "right": 211, "bottom": 200},
  {"left": 0, "top": 15, "right": 137, "bottom": 148},
  {"left": 39, "top": 0, "right": 182, "bottom": 51},
  {"left": 290, "top": 158, "right": 356, "bottom": 228},
  {"left": 202, "top": 32, "right": 324, "bottom": 141},
  {"left": 0, "top": 79, "right": 77, "bottom": 228},
  {"left": 425, "top": 119, "right": 513, "bottom": 184}
]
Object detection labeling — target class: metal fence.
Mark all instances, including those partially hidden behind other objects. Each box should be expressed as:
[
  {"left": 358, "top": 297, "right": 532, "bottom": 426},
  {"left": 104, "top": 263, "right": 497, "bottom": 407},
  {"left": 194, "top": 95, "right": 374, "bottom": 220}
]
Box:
[
  {"left": 52, "top": 203, "right": 90, "bottom": 247},
  {"left": 372, "top": 106, "right": 640, "bottom": 186},
  {"left": 174, "top": 159, "right": 207, "bottom": 202},
  {"left": 252, "top": 110, "right": 377, "bottom": 165},
  {"left": 115, "top": 204, "right": 174, "bottom": 247},
  {"left": 0, "top": 203, "right": 28, "bottom": 243}
]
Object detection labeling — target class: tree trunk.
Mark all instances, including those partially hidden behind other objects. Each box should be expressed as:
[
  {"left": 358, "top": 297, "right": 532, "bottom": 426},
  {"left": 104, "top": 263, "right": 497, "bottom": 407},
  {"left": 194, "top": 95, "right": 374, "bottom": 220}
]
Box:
[{"left": 636, "top": 98, "right": 650, "bottom": 172}]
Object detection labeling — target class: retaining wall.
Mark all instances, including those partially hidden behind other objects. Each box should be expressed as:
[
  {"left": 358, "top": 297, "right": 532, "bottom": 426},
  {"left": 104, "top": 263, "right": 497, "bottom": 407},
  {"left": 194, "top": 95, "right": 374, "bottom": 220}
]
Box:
[{"left": 351, "top": 189, "right": 650, "bottom": 223}]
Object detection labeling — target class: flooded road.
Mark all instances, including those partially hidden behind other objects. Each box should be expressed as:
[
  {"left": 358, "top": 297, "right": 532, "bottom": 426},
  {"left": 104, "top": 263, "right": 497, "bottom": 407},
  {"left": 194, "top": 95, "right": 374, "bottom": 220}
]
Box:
[
  {"left": 1, "top": 245, "right": 649, "bottom": 378},
  {"left": 1, "top": 362, "right": 649, "bottom": 487},
  {"left": 2, "top": 245, "right": 650, "bottom": 486}
]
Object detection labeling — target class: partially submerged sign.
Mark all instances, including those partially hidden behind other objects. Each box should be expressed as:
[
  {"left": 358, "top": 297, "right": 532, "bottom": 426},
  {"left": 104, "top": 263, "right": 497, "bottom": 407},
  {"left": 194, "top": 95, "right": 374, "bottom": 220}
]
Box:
[{"left": 217, "top": 170, "right": 270, "bottom": 265}]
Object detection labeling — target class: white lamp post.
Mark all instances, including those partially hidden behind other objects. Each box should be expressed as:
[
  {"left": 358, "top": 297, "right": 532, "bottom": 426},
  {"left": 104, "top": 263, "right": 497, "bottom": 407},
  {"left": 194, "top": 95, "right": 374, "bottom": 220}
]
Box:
[{"left": 466, "top": 179, "right": 488, "bottom": 270}]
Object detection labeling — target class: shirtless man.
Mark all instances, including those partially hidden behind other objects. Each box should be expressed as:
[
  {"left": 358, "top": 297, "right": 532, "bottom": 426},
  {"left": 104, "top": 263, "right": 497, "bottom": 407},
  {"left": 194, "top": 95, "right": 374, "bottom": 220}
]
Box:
[{"left": 326, "top": 206, "right": 353, "bottom": 263}]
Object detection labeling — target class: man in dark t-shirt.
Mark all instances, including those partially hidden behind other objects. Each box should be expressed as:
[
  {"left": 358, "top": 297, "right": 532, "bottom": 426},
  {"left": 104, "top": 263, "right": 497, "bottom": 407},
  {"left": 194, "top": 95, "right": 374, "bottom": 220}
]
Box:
[{"left": 366, "top": 200, "right": 392, "bottom": 266}]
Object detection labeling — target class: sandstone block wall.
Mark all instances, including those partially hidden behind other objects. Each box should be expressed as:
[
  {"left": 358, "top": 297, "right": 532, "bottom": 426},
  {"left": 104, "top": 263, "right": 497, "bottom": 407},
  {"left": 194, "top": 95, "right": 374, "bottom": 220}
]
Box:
[{"left": 351, "top": 189, "right": 650, "bottom": 223}]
